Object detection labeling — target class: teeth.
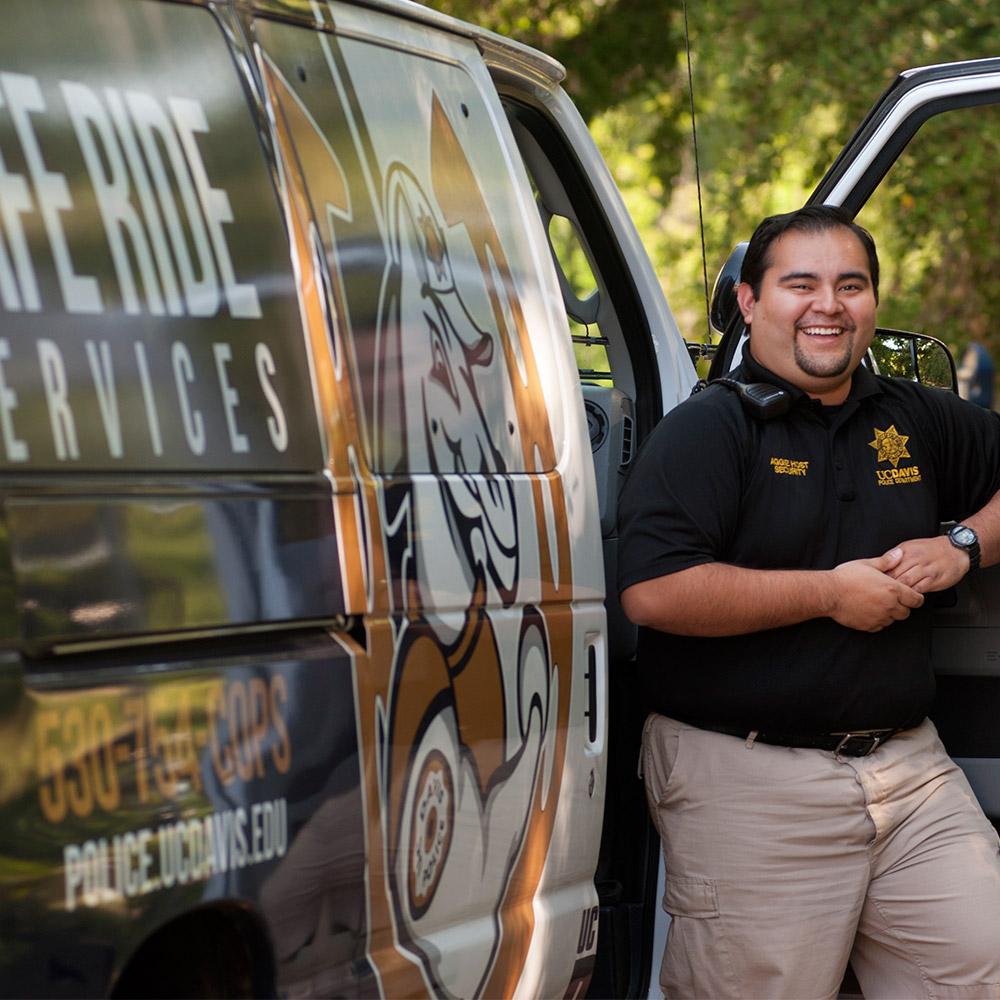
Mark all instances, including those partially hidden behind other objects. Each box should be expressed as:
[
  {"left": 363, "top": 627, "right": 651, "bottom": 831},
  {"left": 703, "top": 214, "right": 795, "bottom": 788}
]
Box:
[{"left": 800, "top": 326, "right": 842, "bottom": 336}]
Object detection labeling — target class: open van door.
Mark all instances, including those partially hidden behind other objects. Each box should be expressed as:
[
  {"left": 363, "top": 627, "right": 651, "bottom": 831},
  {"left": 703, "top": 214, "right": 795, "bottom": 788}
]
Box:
[{"left": 476, "top": 40, "right": 697, "bottom": 999}]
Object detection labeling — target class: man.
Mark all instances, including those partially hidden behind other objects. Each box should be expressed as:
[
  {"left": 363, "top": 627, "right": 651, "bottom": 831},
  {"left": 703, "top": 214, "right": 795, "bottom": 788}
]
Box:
[
  {"left": 958, "top": 339, "right": 995, "bottom": 409},
  {"left": 618, "top": 205, "right": 1000, "bottom": 999}
]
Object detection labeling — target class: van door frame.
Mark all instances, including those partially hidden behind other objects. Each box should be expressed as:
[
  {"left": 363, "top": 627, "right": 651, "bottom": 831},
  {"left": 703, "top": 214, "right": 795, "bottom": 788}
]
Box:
[{"left": 808, "top": 57, "right": 1000, "bottom": 214}]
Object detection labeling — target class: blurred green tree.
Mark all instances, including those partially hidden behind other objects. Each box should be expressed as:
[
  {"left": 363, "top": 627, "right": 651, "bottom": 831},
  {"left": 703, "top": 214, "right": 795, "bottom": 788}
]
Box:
[
  {"left": 427, "top": 0, "right": 1000, "bottom": 376},
  {"left": 691, "top": 0, "right": 1000, "bottom": 365}
]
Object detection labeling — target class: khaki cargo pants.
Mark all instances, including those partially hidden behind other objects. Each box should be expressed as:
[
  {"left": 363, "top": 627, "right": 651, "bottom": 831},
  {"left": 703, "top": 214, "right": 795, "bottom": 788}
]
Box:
[{"left": 642, "top": 714, "right": 1000, "bottom": 999}]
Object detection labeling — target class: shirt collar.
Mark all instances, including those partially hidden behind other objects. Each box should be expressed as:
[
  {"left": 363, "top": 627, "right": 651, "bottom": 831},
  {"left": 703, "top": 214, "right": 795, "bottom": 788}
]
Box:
[
  {"left": 847, "top": 361, "right": 883, "bottom": 402},
  {"left": 736, "top": 342, "right": 884, "bottom": 405}
]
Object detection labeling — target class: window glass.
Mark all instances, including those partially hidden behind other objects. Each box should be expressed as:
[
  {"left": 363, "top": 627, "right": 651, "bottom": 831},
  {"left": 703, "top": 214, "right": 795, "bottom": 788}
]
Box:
[
  {"left": 0, "top": 0, "right": 322, "bottom": 472},
  {"left": 572, "top": 322, "right": 612, "bottom": 385},
  {"left": 548, "top": 214, "right": 598, "bottom": 303},
  {"left": 256, "top": 21, "right": 567, "bottom": 474},
  {"left": 546, "top": 213, "right": 611, "bottom": 383},
  {"left": 856, "top": 104, "right": 1000, "bottom": 404}
]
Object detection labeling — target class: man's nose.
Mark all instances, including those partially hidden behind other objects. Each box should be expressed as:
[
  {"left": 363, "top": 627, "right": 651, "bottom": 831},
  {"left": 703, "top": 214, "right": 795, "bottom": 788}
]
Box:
[{"left": 812, "top": 284, "right": 841, "bottom": 313}]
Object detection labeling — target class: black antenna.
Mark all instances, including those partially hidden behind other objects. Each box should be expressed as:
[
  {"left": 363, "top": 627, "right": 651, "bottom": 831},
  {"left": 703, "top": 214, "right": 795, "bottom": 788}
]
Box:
[{"left": 683, "top": 0, "right": 712, "bottom": 343}]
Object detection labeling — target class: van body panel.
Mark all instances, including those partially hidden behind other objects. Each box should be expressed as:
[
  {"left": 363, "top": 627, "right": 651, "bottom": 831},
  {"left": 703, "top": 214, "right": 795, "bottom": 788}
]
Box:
[
  {"left": 245, "top": 0, "right": 567, "bottom": 84},
  {"left": 0, "top": 0, "right": 612, "bottom": 995},
  {"left": 0, "top": 0, "right": 324, "bottom": 475},
  {"left": 4, "top": 633, "right": 369, "bottom": 997}
]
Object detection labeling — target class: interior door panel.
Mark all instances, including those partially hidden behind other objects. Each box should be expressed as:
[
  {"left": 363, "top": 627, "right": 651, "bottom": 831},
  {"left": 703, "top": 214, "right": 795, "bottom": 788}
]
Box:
[{"left": 932, "top": 569, "right": 1000, "bottom": 821}]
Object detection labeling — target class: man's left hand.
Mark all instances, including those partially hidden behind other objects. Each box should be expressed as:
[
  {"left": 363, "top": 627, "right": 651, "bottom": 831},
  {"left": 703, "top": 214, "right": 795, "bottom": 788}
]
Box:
[{"left": 884, "top": 536, "right": 970, "bottom": 594}]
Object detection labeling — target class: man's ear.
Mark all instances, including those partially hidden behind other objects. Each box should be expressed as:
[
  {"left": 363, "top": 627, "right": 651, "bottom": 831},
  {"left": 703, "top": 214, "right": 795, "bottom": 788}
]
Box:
[{"left": 735, "top": 282, "right": 756, "bottom": 324}]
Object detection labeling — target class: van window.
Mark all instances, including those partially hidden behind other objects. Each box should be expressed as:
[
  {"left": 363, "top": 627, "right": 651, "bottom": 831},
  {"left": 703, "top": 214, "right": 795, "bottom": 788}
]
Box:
[
  {"left": 0, "top": 0, "right": 322, "bottom": 472},
  {"left": 0, "top": 0, "right": 340, "bottom": 651},
  {"left": 547, "top": 214, "right": 613, "bottom": 384},
  {"left": 855, "top": 103, "right": 1000, "bottom": 362},
  {"left": 255, "top": 20, "right": 567, "bottom": 474}
]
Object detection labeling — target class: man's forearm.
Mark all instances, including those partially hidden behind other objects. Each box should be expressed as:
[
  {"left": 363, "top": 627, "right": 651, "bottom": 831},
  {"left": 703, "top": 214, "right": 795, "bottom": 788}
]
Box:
[
  {"left": 965, "top": 486, "right": 1000, "bottom": 569},
  {"left": 621, "top": 563, "right": 835, "bottom": 637},
  {"left": 622, "top": 550, "right": 922, "bottom": 637},
  {"left": 889, "top": 487, "right": 1000, "bottom": 593}
]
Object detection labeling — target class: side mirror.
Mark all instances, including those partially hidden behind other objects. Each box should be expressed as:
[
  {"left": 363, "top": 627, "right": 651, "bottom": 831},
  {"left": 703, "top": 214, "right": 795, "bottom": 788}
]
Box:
[{"left": 866, "top": 329, "right": 957, "bottom": 393}]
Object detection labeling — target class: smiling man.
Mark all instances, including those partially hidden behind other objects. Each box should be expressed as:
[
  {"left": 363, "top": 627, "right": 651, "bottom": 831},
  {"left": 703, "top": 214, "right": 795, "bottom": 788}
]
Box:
[
  {"left": 619, "top": 206, "right": 1000, "bottom": 998},
  {"left": 740, "top": 224, "right": 876, "bottom": 397}
]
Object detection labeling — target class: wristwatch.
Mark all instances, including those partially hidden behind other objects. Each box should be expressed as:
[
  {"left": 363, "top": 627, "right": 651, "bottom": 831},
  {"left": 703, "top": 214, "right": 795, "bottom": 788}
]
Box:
[{"left": 947, "top": 524, "right": 981, "bottom": 571}]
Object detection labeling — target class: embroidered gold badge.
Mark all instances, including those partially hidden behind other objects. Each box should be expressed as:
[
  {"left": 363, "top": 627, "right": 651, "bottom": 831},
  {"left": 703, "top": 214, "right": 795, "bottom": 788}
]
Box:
[
  {"left": 770, "top": 457, "right": 809, "bottom": 477},
  {"left": 868, "top": 425, "right": 911, "bottom": 468}
]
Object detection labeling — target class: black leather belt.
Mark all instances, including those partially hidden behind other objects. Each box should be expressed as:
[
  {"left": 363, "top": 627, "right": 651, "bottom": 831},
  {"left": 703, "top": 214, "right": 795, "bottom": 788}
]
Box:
[{"left": 684, "top": 720, "right": 901, "bottom": 757}]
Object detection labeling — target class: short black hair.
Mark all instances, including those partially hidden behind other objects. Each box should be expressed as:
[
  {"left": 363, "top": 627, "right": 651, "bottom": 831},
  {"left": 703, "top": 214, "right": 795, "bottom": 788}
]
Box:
[{"left": 740, "top": 205, "right": 880, "bottom": 304}]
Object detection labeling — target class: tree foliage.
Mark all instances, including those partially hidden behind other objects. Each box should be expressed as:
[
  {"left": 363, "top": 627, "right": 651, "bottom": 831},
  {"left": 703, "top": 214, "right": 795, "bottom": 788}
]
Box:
[
  {"left": 691, "top": 0, "right": 1000, "bottom": 360},
  {"left": 425, "top": 0, "right": 1000, "bottom": 371}
]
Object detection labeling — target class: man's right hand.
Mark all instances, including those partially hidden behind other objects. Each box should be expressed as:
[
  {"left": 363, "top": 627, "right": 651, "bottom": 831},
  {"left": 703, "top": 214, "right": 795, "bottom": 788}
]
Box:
[{"left": 829, "top": 549, "right": 925, "bottom": 632}]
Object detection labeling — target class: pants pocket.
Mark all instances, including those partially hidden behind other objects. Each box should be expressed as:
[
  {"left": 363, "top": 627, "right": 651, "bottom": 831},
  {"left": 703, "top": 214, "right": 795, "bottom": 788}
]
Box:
[
  {"left": 661, "top": 875, "right": 738, "bottom": 999},
  {"left": 641, "top": 714, "right": 686, "bottom": 815},
  {"left": 663, "top": 875, "right": 718, "bottom": 918}
]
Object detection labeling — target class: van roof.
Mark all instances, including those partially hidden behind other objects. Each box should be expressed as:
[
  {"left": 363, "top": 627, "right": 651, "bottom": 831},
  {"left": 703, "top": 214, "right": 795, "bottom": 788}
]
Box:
[{"left": 244, "top": 0, "right": 567, "bottom": 83}]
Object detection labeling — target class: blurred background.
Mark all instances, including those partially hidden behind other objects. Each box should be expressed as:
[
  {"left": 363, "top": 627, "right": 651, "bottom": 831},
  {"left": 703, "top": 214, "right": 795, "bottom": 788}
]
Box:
[{"left": 425, "top": 0, "right": 1000, "bottom": 404}]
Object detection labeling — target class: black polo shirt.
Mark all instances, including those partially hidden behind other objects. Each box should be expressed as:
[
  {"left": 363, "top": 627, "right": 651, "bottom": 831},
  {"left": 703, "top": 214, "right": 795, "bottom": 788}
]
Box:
[{"left": 618, "top": 348, "right": 1000, "bottom": 733}]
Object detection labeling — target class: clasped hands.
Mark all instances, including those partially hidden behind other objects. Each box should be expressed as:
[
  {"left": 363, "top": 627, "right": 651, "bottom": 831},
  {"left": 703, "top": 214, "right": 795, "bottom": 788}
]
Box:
[{"left": 829, "top": 536, "right": 970, "bottom": 633}]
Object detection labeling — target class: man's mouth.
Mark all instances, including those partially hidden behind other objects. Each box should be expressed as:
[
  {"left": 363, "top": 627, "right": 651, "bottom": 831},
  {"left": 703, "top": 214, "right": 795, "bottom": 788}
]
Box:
[{"left": 798, "top": 325, "right": 847, "bottom": 337}]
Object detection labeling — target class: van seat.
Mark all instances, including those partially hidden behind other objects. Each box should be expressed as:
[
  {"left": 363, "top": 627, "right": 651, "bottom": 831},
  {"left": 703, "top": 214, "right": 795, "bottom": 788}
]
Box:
[{"left": 582, "top": 385, "right": 637, "bottom": 660}]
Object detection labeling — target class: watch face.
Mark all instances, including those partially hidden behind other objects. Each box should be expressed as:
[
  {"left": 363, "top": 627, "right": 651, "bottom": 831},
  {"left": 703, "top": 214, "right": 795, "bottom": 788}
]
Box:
[{"left": 951, "top": 526, "right": 977, "bottom": 547}]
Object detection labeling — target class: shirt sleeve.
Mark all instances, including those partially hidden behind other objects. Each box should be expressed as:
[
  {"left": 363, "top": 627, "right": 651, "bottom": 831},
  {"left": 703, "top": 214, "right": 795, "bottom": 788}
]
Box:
[
  {"left": 617, "top": 391, "right": 749, "bottom": 595},
  {"left": 919, "top": 386, "right": 1000, "bottom": 521}
]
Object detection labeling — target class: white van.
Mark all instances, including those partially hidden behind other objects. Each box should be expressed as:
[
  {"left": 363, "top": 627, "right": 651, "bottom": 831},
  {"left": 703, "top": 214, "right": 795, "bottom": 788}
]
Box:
[
  {"left": 0, "top": 0, "right": 691, "bottom": 996},
  {"left": 1, "top": 1, "right": 997, "bottom": 997}
]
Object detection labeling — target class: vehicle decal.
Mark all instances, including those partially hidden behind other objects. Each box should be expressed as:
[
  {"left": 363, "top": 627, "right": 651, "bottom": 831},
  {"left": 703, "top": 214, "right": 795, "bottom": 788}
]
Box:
[
  {"left": 259, "top": 20, "right": 577, "bottom": 997},
  {"left": 0, "top": 2, "right": 324, "bottom": 472}
]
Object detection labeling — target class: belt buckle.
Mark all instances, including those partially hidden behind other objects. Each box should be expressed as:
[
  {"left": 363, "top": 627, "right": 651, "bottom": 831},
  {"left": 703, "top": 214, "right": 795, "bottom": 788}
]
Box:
[{"left": 833, "top": 730, "right": 884, "bottom": 757}]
